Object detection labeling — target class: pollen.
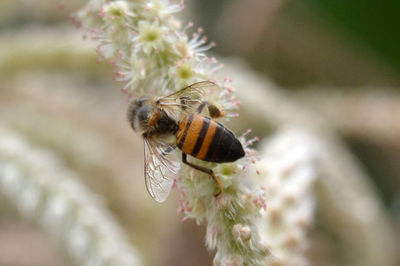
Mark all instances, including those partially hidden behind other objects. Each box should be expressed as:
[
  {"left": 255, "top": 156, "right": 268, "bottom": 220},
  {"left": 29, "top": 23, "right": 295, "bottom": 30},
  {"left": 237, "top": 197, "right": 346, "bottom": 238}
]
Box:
[{"left": 140, "top": 26, "right": 162, "bottom": 42}]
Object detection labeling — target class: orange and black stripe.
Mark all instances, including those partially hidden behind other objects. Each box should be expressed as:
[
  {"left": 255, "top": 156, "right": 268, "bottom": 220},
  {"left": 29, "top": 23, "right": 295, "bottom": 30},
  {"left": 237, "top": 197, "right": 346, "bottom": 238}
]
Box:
[
  {"left": 176, "top": 114, "right": 245, "bottom": 163},
  {"left": 176, "top": 114, "right": 194, "bottom": 149}
]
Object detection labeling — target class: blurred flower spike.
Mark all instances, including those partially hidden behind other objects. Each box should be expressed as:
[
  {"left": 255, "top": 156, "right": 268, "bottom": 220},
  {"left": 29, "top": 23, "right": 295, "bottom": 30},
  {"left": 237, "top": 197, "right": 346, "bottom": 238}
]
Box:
[
  {"left": 0, "top": 126, "right": 142, "bottom": 266},
  {"left": 75, "top": 0, "right": 271, "bottom": 265}
]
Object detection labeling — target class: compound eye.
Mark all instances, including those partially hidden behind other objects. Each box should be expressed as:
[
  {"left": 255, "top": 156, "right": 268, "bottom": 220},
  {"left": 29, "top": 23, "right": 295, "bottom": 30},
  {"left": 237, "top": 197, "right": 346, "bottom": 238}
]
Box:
[
  {"left": 137, "top": 104, "right": 153, "bottom": 130},
  {"left": 138, "top": 107, "right": 149, "bottom": 123}
]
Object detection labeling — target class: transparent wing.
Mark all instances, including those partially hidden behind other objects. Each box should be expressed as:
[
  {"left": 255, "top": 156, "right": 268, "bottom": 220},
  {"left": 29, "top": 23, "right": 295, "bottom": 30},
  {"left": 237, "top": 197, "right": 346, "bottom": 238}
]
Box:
[
  {"left": 165, "top": 81, "right": 219, "bottom": 99},
  {"left": 143, "top": 138, "right": 180, "bottom": 202},
  {"left": 158, "top": 81, "right": 220, "bottom": 120}
]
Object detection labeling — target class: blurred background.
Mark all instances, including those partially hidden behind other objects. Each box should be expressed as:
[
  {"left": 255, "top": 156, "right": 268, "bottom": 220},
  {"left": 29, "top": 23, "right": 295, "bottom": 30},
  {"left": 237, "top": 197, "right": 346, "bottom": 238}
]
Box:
[{"left": 0, "top": 0, "right": 399, "bottom": 265}]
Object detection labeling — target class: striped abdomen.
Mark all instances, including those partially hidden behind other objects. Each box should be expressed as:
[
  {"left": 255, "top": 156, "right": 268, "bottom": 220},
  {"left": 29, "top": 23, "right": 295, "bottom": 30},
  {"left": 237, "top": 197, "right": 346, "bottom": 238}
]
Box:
[{"left": 176, "top": 114, "right": 245, "bottom": 163}]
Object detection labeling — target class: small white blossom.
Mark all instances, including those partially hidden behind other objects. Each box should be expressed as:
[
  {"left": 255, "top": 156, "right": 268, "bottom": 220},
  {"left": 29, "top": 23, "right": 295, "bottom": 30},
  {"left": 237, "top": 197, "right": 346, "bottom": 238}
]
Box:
[
  {"left": 233, "top": 224, "right": 252, "bottom": 243},
  {"left": 144, "top": 0, "right": 184, "bottom": 20},
  {"left": 101, "top": 0, "right": 136, "bottom": 25},
  {"left": 133, "top": 21, "right": 167, "bottom": 54}
]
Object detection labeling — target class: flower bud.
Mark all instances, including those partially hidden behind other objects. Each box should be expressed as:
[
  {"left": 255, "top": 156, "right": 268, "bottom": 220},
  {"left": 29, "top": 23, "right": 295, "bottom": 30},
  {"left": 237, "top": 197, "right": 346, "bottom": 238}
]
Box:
[{"left": 233, "top": 224, "right": 252, "bottom": 242}]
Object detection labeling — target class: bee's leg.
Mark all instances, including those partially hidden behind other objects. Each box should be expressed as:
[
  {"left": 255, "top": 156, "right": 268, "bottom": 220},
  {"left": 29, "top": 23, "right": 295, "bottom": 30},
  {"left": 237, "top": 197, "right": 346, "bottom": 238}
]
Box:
[
  {"left": 179, "top": 96, "right": 190, "bottom": 110},
  {"left": 162, "top": 144, "right": 176, "bottom": 156},
  {"left": 196, "top": 101, "right": 224, "bottom": 118},
  {"left": 182, "top": 153, "right": 222, "bottom": 197},
  {"left": 196, "top": 101, "right": 207, "bottom": 113}
]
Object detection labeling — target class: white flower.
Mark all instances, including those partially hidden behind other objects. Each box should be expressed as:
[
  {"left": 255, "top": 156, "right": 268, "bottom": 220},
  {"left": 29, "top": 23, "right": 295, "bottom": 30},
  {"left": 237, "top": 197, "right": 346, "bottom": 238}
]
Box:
[
  {"left": 233, "top": 224, "right": 252, "bottom": 243},
  {"left": 101, "top": 0, "right": 136, "bottom": 25},
  {"left": 133, "top": 21, "right": 167, "bottom": 54},
  {"left": 115, "top": 56, "right": 148, "bottom": 94},
  {"left": 144, "top": 0, "right": 184, "bottom": 20},
  {"left": 171, "top": 58, "right": 196, "bottom": 85},
  {"left": 173, "top": 26, "right": 216, "bottom": 58}
]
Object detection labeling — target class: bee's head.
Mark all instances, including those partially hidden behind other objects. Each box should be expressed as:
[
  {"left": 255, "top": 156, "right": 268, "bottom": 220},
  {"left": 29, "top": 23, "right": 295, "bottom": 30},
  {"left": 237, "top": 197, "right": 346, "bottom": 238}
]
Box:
[{"left": 127, "top": 97, "right": 154, "bottom": 133}]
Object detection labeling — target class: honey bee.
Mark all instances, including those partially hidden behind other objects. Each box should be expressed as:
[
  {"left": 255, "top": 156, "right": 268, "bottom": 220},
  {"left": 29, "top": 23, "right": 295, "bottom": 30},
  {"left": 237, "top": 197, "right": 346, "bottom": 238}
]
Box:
[{"left": 128, "top": 81, "right": 245, "bottom": 202}]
